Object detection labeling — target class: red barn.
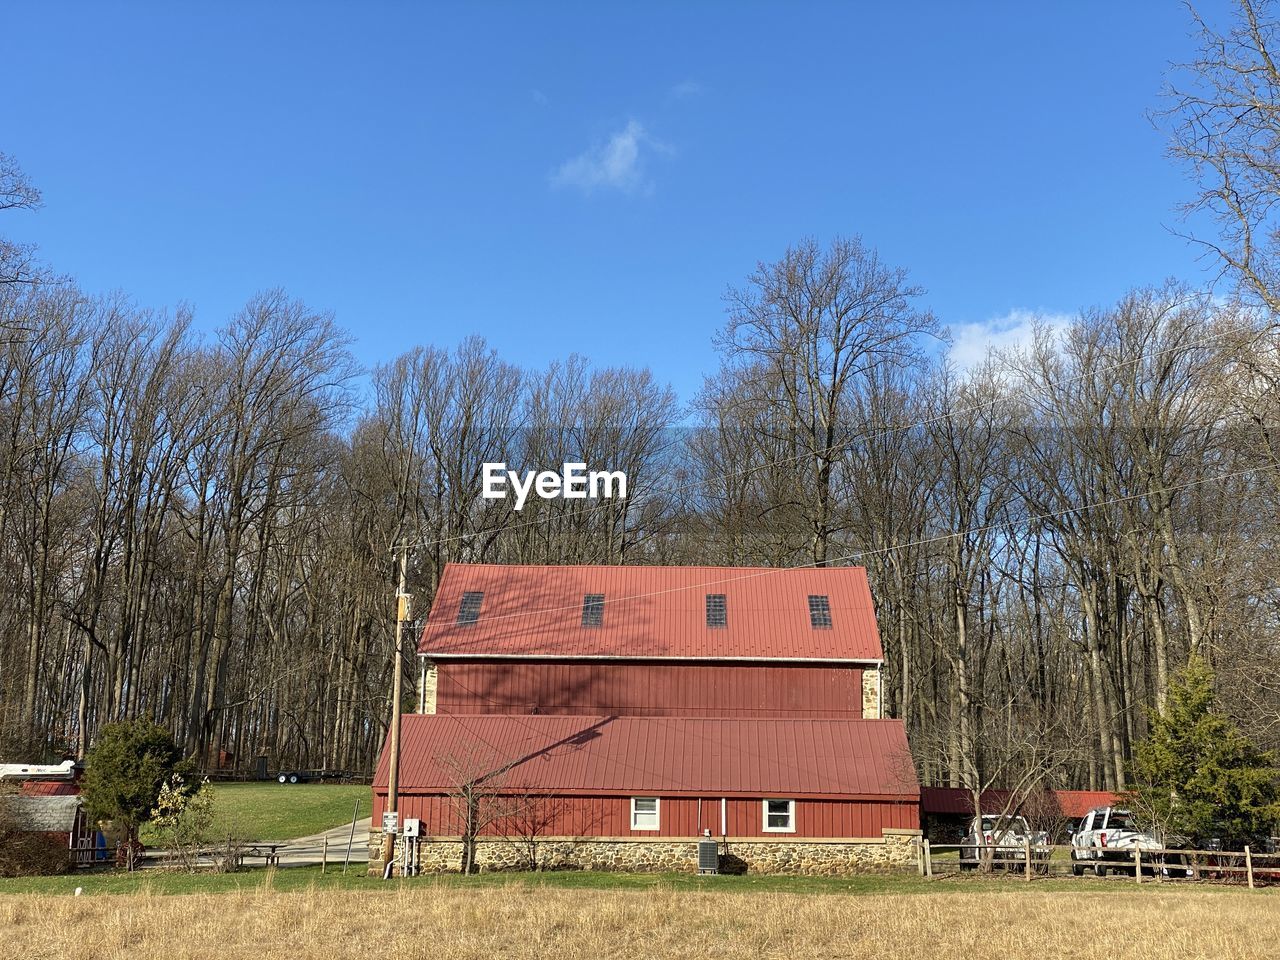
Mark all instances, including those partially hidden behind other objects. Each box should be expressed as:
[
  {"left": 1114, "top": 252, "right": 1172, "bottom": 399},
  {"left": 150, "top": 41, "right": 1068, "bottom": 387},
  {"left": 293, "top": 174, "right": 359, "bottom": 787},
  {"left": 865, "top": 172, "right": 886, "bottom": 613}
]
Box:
[
  {"left": 372, "top": 563, "right": 921, "bottom": 874},
  {"left": 417, "top": 564, "right": 887, "bottom": 720}
]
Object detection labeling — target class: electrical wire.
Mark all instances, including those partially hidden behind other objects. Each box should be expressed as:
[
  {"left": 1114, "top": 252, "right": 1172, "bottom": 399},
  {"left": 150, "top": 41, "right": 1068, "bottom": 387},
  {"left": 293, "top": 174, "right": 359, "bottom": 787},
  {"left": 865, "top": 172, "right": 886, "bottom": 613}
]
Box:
[
  {"left": 388, "top": 320, "right": 1251, "bottom": 553},
  {"left": 412, "top": 463, "right": 1273, "bottom": 631}
]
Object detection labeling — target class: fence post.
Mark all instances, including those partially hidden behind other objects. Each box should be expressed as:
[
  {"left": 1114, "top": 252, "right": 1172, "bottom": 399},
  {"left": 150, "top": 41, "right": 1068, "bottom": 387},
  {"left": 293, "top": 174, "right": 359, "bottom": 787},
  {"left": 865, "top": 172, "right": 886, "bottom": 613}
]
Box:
[
  {"left": 1246, "top": 845, "right": 1254, "bottom": 889},
  {"left": 924, "top": 838, "right": 933, "bottom": 878},
  {"left": 916, "top": 838, "right": 924, "bottom": 876},
  {"left": 1024, "top": 838, "right": 1031, "bottom": 881},
  {"left": 1134, "top": 846, "right": 1142, "bottom": 883},
  {"left": 322, "top": 835, "right": 328, "bottom": 875}
]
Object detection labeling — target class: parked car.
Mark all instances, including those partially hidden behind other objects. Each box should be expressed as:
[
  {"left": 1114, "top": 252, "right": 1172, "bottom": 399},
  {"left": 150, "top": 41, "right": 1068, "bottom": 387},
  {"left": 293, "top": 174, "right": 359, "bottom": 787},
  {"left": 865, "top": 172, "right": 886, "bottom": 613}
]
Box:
[
  {"left": 959, "top": 814, "right": 1050, "bottom": 871},
  {"left": 1193, "top": 832, "right": 1279, "bottom": 854},
  {"left": 1070, "top": 806, "right": 1190, "bottom": 877}
]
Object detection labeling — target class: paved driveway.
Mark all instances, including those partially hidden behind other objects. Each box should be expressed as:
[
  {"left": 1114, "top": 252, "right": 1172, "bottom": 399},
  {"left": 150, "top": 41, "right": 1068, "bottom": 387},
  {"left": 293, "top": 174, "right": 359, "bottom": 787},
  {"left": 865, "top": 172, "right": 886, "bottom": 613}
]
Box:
[{"left": 275, "top": 816, "right": 371, "bottom": 867}]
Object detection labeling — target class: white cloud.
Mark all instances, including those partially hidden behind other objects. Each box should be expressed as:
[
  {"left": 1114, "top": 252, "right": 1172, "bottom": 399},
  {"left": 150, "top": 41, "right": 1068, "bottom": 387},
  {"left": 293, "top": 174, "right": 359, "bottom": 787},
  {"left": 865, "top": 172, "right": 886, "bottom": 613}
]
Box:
[
  {"left": 669, "top": 80, "right": 703, "bottom": 100},
  {"left": 531, "top": 89, "right": 549, "bottom": 106},
  {"left": 948, "top": 309, "right": 1074, "bottom": 371},
  {"left": 552, "top": 120, "right": 663, "bottom": 196}
]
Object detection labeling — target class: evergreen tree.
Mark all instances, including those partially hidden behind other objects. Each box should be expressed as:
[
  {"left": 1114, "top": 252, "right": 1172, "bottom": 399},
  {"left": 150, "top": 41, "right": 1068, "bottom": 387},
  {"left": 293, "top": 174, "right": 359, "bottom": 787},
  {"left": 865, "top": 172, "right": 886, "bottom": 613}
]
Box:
[
  {"left": 81, "top": 719, "right": 193, "bottom": 857},
  {"left": 1130, "top": 657, "right": 1280, "bottom": 847}
]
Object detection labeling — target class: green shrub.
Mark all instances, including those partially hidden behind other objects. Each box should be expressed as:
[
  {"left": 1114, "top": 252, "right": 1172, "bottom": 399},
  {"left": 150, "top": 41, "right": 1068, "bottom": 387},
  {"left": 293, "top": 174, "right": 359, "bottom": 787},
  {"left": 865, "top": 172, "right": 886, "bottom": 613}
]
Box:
[{"left": 81, "top": 719, "right": 193, "bottom": 867}]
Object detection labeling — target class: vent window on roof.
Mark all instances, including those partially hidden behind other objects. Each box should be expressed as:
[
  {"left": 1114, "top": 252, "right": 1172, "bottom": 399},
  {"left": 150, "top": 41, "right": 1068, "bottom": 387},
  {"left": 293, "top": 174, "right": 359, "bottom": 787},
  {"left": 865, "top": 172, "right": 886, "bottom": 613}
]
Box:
[
  {"left": 457, "top": 591, "right": 484, "bottom": 625},
  {"left": 807, "top": 595, "right": 832, "bottom": 629},
  {"left": 581, "top": 593, "right": 605, "bottom": 627},
  {"left": 705, "top": 593, "right": 727, "bottom": 628}
]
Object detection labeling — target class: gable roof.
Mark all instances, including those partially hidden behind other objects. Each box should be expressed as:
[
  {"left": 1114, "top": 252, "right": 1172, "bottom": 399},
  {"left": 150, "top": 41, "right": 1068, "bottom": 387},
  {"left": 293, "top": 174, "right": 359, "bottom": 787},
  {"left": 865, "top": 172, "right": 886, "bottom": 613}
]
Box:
[
  {"left": 418, "top": 564, "right": 884, "bottom": 662},
  {"left": 1, "top": 795, "right": 80, "bottom": 832},
  {"left": 374, "top": 714, "right": 917, "bottom": 800}
]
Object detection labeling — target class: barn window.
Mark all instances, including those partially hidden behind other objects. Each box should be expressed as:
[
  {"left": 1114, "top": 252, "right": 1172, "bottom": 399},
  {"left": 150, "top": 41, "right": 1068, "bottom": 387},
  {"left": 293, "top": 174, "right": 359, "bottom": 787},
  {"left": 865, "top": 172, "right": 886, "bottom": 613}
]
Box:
[
  {"left": 630, "top": 797, "right": 660, "bottom": 831},
  {"left": 807, "top": 595, "right": 832, "bottom": 629},
  {"left": 582, "top": 593, "right": 605, "bottom": 627},
  {"left": 705, "top": 593, "right": 727, "bottom": 628},
  {"left": 456, "top": 591, "right": 484, "bottom": 625},
  {"left": 763, "top": 799, "right": 795, "bottom": 832}
]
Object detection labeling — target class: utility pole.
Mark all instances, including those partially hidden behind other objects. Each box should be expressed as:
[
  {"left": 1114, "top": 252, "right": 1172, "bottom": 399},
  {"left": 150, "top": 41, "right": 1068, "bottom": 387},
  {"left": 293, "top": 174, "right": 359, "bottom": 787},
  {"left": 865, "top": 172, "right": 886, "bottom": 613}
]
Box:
[{"left": 382, "top": 544, "right": 411, "bottom": 875}]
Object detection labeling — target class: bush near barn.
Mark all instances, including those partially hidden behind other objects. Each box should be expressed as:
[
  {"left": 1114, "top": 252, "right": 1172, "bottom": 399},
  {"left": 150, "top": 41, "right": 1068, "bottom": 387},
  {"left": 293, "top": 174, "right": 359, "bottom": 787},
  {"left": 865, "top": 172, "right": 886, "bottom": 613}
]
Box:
[{"left": 81, "top": 719, "right": 194, "bottom": 869}]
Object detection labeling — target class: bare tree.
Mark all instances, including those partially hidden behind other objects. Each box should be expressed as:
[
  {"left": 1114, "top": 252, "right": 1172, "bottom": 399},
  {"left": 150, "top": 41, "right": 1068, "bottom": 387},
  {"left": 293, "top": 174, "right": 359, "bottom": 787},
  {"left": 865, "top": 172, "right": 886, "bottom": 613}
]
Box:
[
  {"left": 0, "top": 152, "right": 42, "bottom": 289},
  {"left": 713, "top": 236, "right": 942, "bottom": 565},
  {"left": 438, "top": 745, "right": 520, "bottom": 874},
  {"left": 1165, "top": 0, "right": 1280, "bottom": 312}
]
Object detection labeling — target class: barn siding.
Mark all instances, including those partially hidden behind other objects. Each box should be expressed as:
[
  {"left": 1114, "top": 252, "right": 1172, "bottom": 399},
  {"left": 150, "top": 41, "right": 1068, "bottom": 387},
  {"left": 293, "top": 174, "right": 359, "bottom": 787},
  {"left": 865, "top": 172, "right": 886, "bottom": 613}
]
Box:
[
  {"left": 434, "top": 662, "right": 864, "bottom": 719},
  {"left": 373, "top": 792, "right": 916, "bottom": 839}
]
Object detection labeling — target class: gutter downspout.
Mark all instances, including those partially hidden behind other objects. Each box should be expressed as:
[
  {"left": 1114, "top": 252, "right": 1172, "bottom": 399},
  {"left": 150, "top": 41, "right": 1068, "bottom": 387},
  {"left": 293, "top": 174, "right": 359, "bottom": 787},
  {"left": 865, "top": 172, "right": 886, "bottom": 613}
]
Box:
[{"left": 878, "top": 658, "right": 884, "bottom": 718}]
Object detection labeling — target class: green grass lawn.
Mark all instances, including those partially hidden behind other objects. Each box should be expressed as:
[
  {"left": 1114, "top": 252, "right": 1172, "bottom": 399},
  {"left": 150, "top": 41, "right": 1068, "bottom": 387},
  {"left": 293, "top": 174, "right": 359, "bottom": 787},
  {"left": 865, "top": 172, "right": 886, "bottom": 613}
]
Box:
[
  {"left": 139, "top": 782, "right": 368, "bottom": 845},
  {"left": 0, "top": 868, "right": 985, "bottom": 897},
  {"left": 0, "top": 865, "right": 1265, "bottom": 898}
]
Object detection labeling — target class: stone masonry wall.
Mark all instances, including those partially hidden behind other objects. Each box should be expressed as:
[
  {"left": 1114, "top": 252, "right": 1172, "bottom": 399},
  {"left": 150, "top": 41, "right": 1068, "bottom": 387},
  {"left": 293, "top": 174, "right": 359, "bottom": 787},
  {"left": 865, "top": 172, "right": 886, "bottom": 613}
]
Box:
[
  {"left": 861, "top": 667, "right": 881, "bottom": 719},
  {"left": 419, "top": 660, "right": 437, "bottom": 714},
  {"left": 369, "top": 829, "right": 919, "bottom": 876}
]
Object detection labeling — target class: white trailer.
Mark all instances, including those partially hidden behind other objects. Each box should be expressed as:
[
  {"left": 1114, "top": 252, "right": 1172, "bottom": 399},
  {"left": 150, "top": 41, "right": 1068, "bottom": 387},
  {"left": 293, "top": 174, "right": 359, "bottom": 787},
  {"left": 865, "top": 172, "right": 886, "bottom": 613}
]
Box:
[{"left": 0, "top": 759, "right": 76, "bottom": 781}]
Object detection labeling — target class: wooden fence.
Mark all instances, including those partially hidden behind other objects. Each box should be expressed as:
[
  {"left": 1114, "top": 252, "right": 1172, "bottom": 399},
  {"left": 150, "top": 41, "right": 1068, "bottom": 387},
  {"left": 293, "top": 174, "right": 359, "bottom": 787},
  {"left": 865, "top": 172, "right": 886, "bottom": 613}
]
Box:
[{"left": 915, "top": 840, "right": 1280, "bottom": 889}]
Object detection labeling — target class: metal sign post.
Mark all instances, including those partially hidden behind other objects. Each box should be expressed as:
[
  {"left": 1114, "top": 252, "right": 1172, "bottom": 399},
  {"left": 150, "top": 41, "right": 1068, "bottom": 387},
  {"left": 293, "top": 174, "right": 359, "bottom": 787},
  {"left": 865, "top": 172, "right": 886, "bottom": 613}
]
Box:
[
  {"left": 343, "top": 798, "right": 360, "bottom": 874},
  {"left": 383, "top": 546, "right": 411, "bottom": 878}
]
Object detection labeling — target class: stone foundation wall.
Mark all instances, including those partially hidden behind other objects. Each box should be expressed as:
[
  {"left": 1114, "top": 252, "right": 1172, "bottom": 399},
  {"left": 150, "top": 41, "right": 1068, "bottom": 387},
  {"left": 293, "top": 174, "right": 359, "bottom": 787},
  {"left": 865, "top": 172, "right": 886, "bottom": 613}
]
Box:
[{"left": 368, "top": 829, "right": 919, "bottom": 877}]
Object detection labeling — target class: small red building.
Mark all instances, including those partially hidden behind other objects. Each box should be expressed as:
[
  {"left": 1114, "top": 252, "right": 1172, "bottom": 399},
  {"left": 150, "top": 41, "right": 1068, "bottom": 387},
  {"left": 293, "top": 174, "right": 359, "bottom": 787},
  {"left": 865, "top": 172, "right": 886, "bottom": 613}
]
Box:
[
  {"left": 373, "top": 563, "right": 921, "bottom": 874},
  {"left": 0, "top": 794, "right": 93, "bottom": 872},
  {"left": 920, "top": 787, "right": 1120, "bottom": 842}
]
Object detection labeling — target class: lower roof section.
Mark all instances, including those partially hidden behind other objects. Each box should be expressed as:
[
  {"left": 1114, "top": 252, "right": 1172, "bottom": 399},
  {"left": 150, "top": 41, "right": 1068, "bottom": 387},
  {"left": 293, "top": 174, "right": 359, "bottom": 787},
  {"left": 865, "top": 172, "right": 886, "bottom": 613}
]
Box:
[{"left": 374, "top": 714, "right": 918, "bottom": 800}]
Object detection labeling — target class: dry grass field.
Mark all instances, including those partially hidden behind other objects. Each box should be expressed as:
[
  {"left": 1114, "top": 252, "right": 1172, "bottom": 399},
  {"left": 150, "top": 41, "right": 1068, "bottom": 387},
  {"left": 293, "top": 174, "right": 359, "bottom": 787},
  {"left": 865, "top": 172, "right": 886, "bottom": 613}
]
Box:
[{"left": 1, "top": 883, "right": 1274, "bottom": 960}]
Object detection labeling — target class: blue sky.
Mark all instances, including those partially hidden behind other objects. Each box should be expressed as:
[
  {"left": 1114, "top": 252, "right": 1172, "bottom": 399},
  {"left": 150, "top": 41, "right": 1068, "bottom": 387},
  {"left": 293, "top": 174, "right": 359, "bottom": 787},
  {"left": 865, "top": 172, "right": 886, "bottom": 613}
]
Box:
[{"left": 4, "top": 2, "right": 1229, "bottom": 403}]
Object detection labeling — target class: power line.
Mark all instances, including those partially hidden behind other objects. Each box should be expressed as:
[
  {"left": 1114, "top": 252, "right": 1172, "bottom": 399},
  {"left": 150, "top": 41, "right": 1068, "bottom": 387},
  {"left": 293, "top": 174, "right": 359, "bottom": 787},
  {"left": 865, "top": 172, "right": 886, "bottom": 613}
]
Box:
[
  {"left": 389, "top": 320, "right": 1250, "bottom": 553},
  {"left": 403, "top": 701, "right": 703, "bottom": 795},
  {"left": 413, "top": 462, "right": 1272, "bottom": 631}
]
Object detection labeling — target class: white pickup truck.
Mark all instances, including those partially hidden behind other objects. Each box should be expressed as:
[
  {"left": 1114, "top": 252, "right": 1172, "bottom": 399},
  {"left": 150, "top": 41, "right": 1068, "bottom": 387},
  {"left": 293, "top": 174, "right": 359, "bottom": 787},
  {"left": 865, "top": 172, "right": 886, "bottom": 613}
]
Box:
[
  {"left": 1070, "top": 806, "right": 1189, "bottom": 877},
  {"left": 959, "top": 814, "right": 1051, "bottom": 871}
]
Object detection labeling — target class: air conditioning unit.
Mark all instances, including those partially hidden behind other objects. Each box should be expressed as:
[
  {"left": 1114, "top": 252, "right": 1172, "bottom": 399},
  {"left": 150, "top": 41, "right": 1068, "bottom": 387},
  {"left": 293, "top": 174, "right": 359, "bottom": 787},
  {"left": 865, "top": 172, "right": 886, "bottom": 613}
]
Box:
[{"left": 697, "top": 839, "right": 719, "bottom": 875}]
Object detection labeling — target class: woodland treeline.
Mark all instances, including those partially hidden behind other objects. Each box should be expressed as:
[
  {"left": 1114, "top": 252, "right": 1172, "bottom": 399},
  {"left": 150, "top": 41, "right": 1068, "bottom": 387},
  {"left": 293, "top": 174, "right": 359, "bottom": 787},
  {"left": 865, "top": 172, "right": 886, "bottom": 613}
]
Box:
[
  {"left": 2, "top": 253, "right": 1277, "bottom": 790},
  {"left": 2, "top": 1, "right": 1279, "bottom": 795}
]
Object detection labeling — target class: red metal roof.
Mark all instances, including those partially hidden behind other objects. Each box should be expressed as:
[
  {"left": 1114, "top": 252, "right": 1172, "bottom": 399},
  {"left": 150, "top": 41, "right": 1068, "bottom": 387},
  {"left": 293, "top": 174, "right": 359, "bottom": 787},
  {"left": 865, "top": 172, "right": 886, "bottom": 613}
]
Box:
[
  {"left": 374, "top": 714, "right": 917, "bottom": 800},
  {"left": 1054, "top": 790, "right": 1121, "bottom": 818},
  {"left": 18, "top": 780, "right": 79, "bottom": 797},
  {"left": 920, "top": 787, "right": 1118, "bottom": 818},
  {"left": 418, "top": 563, "right": 884, "bottom": 662}
]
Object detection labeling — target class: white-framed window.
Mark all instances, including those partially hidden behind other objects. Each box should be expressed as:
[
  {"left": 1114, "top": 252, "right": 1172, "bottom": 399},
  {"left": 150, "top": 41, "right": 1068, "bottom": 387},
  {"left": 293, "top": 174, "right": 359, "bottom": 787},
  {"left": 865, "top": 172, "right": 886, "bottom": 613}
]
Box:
[
  {"left": 630, "top": 797, "right": 660, "bottom": 831},
  {"left": 763, "top": 799, "right": 795, "bottom": 833}
]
